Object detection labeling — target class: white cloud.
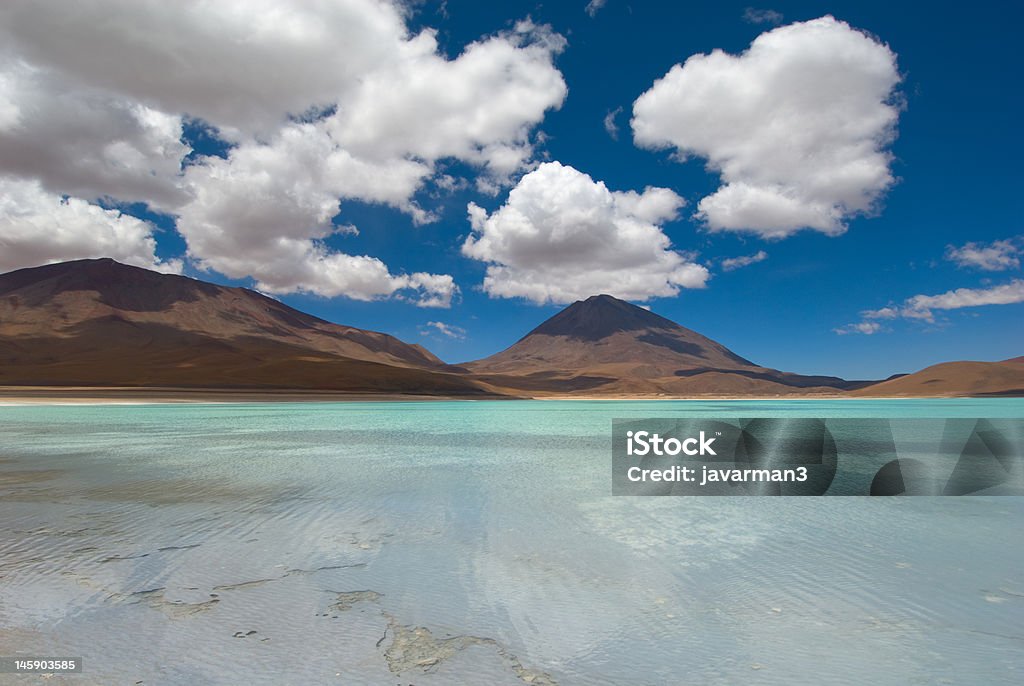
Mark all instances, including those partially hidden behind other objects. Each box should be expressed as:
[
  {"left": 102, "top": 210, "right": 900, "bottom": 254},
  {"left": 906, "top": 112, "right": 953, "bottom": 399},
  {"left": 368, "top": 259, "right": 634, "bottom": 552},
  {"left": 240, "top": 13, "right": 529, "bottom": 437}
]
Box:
[
  {"left": 945, "top": 239, "right": 1020, "bottom": 271},
  {"left": 422, "top": 321, "right": 466, "bottom": 339},
  {"left": 902, "top": 280, "right": 1024, "bottom": 321},
  {"left": 585, "top": 0, "right": 608, "bottom": 18},
  {"left": 403, "top": 274, "right": 459, "bottom": 309},
  {"left": 834, "top": 321, "right": 881, "bottom": 335},
  {"left": 0, "top": 0, "right": 413, "bottom": 137},
  {"left": 0, "top": 176, "right": 181, "bottom": 274},
  {"left": 0, "top": 2, "right": 568, "bottom": 303},
  {"left": 461, "top": 161, "right": 710, "bottom": 304},
  {"left": 838, "top": 279, "right": 1024, "bottom": 332},
  {"left": 721, "top": 250, "right": 768, "bottom": 271},
  {"left": 863, "top": 306, "right": 899, "bottom": 320},
  {"left": 742, "top": 8, "right": 784, "bottom": 25},
  {"left": 176, "top": 123, "right": 452, "bottom": 305},
  {"left": 603, "top": 106, "right": 623, "bottom": 140},
  {"left": 632, "top": 16, "right": 902, "bottom": 238},
  {"left": 253, "top": 249, "right": 456, "bottom": 307},
  {"left": 319, "top": 19, "right": 567, "bottom": 186},
  {"left": 0, "top": 61, "right": 190, "bottom": 209}
]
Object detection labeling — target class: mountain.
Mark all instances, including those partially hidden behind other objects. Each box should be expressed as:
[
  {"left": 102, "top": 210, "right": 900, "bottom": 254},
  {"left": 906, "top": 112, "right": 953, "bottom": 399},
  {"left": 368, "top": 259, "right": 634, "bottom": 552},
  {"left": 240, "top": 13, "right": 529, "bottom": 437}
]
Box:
[
  {"left": 852, "top": 357, "right": 1024, "bottom": 397},
  {"left": 0, "top": 259, "right": 490, "bottom": 395},
  {"left": 3, "top": 261, "right": 1015, "bottom": 398},
  {"left": 464, "top": 294, "right": 865, "bottom": 395}
]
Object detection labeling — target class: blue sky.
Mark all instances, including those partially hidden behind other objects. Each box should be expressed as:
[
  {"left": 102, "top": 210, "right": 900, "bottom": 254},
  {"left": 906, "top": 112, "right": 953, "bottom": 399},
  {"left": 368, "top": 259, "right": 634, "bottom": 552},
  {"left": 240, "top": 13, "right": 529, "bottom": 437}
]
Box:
[{"left": 0, "top": 0, "right": 1021, "bottom": 379}]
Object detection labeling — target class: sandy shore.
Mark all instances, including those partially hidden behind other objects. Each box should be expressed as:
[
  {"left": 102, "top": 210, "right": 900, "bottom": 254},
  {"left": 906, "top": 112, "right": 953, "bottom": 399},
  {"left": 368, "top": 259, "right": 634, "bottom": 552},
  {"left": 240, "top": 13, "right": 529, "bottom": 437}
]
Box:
[
  {"left": 0, "top": 385, "right": 977, "bottom": 404},
  {"left": 0, "top": 386, "right": 516, "bottom": 404}
]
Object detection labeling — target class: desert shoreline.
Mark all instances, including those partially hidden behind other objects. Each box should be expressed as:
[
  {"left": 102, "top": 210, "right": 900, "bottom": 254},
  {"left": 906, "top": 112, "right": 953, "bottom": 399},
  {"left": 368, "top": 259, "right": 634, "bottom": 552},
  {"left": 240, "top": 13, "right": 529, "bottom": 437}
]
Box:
[{"left": 0, "top": 386, "right": 1002, "bottom": 405}]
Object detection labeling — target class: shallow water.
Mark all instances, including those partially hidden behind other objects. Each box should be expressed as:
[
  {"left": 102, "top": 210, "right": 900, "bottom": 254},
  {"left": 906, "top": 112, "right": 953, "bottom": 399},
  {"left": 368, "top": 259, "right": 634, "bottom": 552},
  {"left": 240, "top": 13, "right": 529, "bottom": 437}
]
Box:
[{"left": 1, "top": 399, "right": 1022, "bottom": 684}]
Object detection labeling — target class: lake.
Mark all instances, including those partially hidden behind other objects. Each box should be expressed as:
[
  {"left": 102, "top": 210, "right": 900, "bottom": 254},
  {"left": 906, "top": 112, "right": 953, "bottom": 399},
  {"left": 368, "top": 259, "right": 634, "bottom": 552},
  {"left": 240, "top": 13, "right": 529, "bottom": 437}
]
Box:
[{"left": 1, "top": 399, "right": 1022, "bottom": 684}]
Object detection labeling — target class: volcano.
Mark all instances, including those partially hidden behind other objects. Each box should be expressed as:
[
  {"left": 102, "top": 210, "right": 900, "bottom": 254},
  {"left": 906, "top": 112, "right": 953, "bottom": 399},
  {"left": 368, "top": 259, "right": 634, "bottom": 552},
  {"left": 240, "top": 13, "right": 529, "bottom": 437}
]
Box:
[{"left": 464, "top": 294, "right": 865, "bottom": 395}]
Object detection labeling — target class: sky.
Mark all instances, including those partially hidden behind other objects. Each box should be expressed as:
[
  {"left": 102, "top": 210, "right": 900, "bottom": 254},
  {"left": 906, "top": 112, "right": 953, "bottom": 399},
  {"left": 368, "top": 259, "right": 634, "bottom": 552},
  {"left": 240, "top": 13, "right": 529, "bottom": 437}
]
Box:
[{"left": 0, "top": 0, "right": 1021, "bottom": 379}]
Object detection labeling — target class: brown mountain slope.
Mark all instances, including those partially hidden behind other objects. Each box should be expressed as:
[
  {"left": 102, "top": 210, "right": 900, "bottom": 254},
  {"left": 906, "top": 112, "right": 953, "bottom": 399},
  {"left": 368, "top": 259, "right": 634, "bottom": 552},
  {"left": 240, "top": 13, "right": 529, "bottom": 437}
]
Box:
[
  {"left": 852, "top": 358, "right": 1024, "bottom": 397},
  {"left": 0, "top": 259, "right": 491, "bottom": 395},
  {"left": 464, "top": 294, "right": 865, "bottom": 395},
  {"left": 7, "top": 261, "right": 1012, "bottom": 398}
]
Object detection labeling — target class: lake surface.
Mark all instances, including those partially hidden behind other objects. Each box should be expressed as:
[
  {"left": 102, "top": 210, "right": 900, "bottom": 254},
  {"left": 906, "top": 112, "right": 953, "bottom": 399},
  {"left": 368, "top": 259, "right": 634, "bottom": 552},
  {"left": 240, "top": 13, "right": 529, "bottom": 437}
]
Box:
[{"left": 1, "top": 399, "right": 1022, "bottom": 684}]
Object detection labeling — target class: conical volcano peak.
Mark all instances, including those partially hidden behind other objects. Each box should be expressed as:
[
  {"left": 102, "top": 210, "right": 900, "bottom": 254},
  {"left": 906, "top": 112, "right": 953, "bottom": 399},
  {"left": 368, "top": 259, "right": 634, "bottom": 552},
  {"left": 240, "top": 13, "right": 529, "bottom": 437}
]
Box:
[
  {"left": 466, "top": 292, "right": 768, "bottom": 380},
  {"left": 525, "top": 293, "right": 680, "bottom": 342}
]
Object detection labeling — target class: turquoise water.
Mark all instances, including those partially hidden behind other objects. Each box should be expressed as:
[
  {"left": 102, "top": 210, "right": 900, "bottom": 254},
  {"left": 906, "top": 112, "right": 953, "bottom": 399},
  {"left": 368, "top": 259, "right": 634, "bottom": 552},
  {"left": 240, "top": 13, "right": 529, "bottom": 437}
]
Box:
[{"left": 1, "top": 399, "right": 1022, "bottom": 684}]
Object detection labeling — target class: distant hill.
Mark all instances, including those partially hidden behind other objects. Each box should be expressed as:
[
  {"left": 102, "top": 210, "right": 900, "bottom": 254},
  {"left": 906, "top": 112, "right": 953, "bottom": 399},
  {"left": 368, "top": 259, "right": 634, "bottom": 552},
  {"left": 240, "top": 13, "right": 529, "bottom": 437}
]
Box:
[
  {"left": 0, "top": 259, "right": 490, "bottom": 395},
  {"left": 463, "top": 294, "right": 866, "bottom": 395},
  {"left": 852, "top": 357, "right": 1024, "bottom": 397}
]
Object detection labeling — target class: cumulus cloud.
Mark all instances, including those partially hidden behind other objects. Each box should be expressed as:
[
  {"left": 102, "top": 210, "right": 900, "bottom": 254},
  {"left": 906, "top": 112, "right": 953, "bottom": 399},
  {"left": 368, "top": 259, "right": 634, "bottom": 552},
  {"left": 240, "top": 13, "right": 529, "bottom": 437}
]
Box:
[
  {"left": 175, "top": 124, "right": 454, "bottom": 305},
  {"left": 632, "top": 16, "right": 902, "bottom": 238},
  {"left": 174, "top": 18, "right": 569, "bottom": 302},
  {"left": 721, "top": 250, "right": 768, "bottom": 271},
  {"left": 838, "top": 279, "right": 1024, "bottom": 332},
  {"left": 461, "top": 161, "right": 710, "bottom": 304},
  {"left": 0, "top": 0, "right": 413, "bottom": 137},
  {"left": 253, "top": 250, "right": 456, "bottom": 307},
  {"left": 0, "top": 176, "right": 180, "bottom": 274},
  {"left": 319, "top": 19, "right": 567, "bottom": 187},
  {"left": 945, "top": 239, "right": 1020, "bottom": 271},
  {"left": 402, "top": 274, "right": 459, "bottom": 309},
  {"left": 422, "top": 321, "right": 466, "bottom": 339},
  {"left": 0, "top": 1, "right": 568, "bottom": 304},
  {"left": 0, "top": 62, "right": 190, "bottom": 209}
]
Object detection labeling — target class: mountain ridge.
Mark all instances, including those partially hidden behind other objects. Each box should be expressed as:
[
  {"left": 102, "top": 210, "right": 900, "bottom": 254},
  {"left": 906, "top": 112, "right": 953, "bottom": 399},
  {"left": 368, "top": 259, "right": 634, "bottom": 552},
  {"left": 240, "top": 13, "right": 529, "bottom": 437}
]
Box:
[
  {"left": 0, "top": 259, "right": 1018, "bottom": 397},
  {"left": 0, "top": 259, "right": 490, "bottom": 395},
  {"left": 0, "top": 258, "right": 444, "bottom": 368}
]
